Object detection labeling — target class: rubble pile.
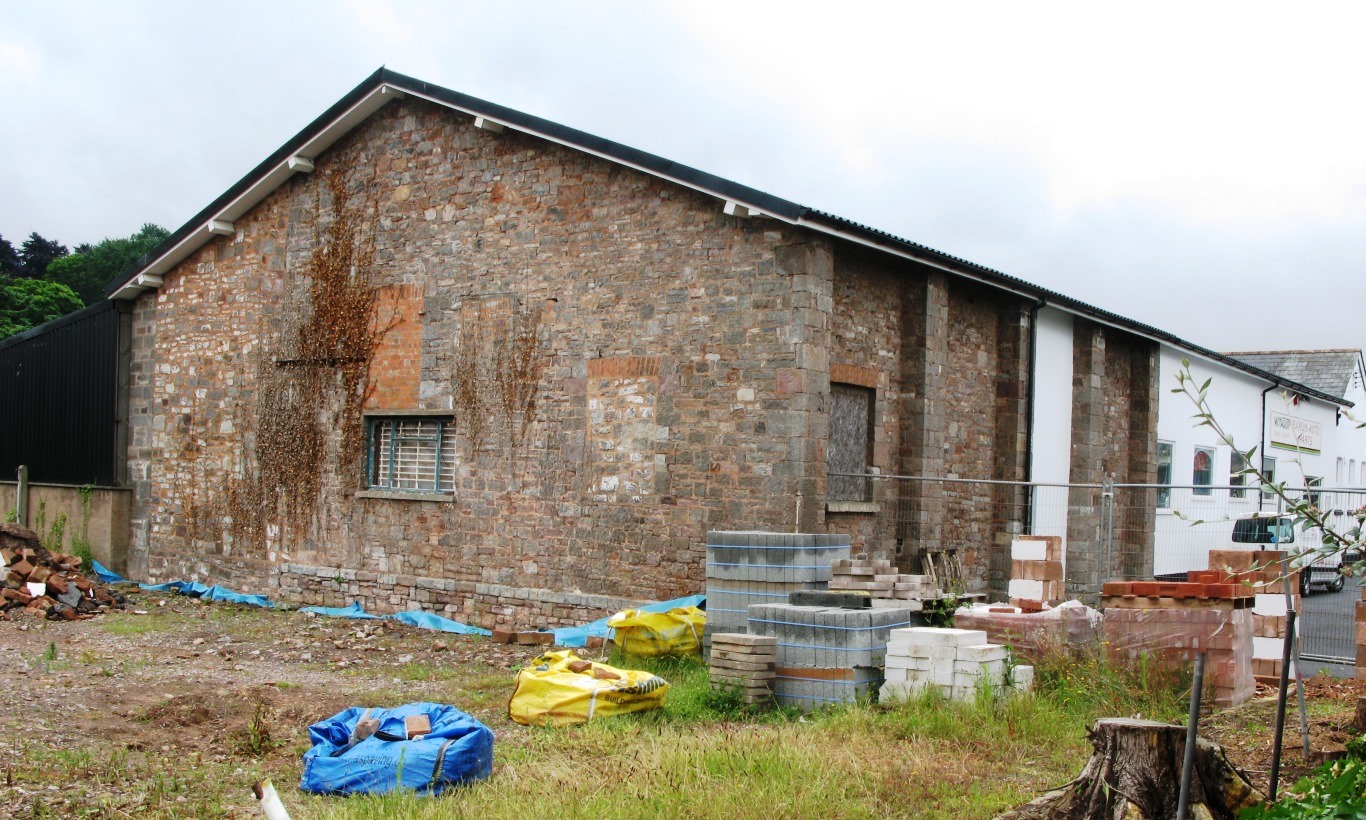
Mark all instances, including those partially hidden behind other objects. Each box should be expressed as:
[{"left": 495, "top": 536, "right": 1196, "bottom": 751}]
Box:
[{"left": 1, "top": 523, "right": 126, "bottom": 621}]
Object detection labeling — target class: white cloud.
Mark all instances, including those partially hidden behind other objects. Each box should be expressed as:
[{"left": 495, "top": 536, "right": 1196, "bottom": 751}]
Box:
[{"left": 1, "top": 0, "right": 1363, "bottom": 350}]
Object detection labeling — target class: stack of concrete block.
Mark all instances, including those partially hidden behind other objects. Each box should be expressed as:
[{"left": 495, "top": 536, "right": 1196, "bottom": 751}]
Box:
[
  {"left": 880, "top": 627, "right": 1031, "bottom": 702},
  {"left": 746, "top": 603, "right": 910, "bottom": 710},
  {"left": 829, "top": 557, "right": 938, "bottom": 608},
  {"left": 708, "top": 633, "right": 777, "bottom": 704},
  {"left": 1207, "top": 549, "right": 1298, "bottom": 681},
  {"left": 1008, "top": 536, "right": 1064, "bottom": 610},
  {"left": 704, "top": 532, "right": 850, "bottom": 645}
]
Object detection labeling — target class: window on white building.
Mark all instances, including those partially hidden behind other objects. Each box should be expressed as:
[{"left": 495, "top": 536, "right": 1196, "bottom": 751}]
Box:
[
  {"left": 1157, "top": 441, "right": 1173, "bottom": 508},
  {"left": 1262, "top": 456, "right": 1277, "bottom": 498},
  {"left": 1193, "top": 447, "right": 1215, "bottom": 497},
  {"left": 1306, "top": 475, "right": 1323, "bottom": 509},
  {"left": 1229, "top": 451, "right": 1248, "bottom": 500}
]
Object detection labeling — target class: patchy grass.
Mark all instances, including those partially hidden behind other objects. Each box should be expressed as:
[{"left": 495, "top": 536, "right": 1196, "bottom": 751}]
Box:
[
  {"left": 293, "top": 647, "right": 1172, "bottom": 820},
  {"left": 5, "top": 608, "right": 1218, "bottom": 820}
]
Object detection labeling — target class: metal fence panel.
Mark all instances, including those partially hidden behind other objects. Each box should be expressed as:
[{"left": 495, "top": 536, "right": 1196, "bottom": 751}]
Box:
[
  {"left": 0, "top": 301, "right": 124, "bottom": 486},
  {"left": 855, "top": 475, "right": 1363, "bottom": 667},
  {"left": 861, "top": 475, "right": 1110, "bottom": 602}
]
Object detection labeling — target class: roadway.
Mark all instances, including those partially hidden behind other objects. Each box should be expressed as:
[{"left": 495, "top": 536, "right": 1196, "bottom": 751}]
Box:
[{"left": 1297, "top": 574, "right": 1360, "bottom": 677}]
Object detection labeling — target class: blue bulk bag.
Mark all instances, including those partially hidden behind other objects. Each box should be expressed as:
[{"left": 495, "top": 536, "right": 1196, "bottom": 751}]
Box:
[{"left": 300, "top": 702, "right": 494, "bottom": 795}]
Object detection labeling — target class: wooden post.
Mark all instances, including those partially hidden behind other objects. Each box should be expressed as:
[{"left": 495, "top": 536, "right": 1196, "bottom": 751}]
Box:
[{"left": 16, "top": 464, "right": 28, "bottom": 527}]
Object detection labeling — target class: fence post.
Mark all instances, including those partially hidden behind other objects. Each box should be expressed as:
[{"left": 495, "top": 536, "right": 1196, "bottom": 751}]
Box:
[
  {"left": 16, "top": 464, "right": 29, "bottom": 527},
  {"left": 1100, "top": 476, "right": 1115, "bottom": 594}
]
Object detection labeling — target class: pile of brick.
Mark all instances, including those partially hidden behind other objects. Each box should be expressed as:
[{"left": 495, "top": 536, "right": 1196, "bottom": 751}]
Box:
[
  {"left": 828, "top": 557, "right": 938, "bottom": 609},
  {"left": 704, "top": 531, "right": 850, "bottom": 645},
  {"left": 490, "top": 629, "right": 557, "bottom": 646},
  {"left": 952, "top": 601, "right": 1101, "bottom": 662},
  {"left": 1207, "top": 549, "right": 1297, "bottom": 681},
  {"left": 708, "top": 633, "right": 777, "bottom": 705},
  {"left": 880, "top": 627, "right": 1033, "bottom": 702},
  {"left": 1101, "top": 578, "right": 1255, "bottom": 708},
  {"left": 2, "top": 524, "right": 126, "bottom": 621},
  {"left": 746, "top": 603, "right": 908, "bottom": 710},
  {"left": 1099, "top": 579, "right": 1255, "bottom": 606},
  {"left": 1007, "top": 536, "right": 1064, "bottom": 610}
]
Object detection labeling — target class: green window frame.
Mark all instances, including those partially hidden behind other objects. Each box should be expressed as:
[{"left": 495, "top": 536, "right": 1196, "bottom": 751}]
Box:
[{"left": 366, "top": 417, "right": 456, "bottom": 493}]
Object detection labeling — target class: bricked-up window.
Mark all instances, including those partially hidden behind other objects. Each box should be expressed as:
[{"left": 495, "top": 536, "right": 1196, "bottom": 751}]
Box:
[
  {"left": 366, "top": 418, "right": 457, "bottom": 493},
  {"left": 1192, "top": 446, "right": 1215, "bottom": 497},
  {"left": 1156, "top": 441, "right": 1173, "bottom": 508},
  {"left": 829, "top": 383, "right": 875, "bottom": 502}
]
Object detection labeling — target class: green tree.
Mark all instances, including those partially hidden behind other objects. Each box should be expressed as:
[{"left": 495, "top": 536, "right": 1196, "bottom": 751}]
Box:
[
  {"left": 17, "top": 232, "right": 67, "bottom": 279},
  {"left": 45, "top": 223, "right": 170, "bottom": 305},
  {"left": 0, "top": 234, "right": 19, "bottom": 276},
  {"left": 0, "top": 278, "right": 83, "bottom": 338}
]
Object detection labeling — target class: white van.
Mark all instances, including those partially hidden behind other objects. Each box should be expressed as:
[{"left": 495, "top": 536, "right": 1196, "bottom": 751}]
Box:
[{"left": 1228, "top": 514, "right": 1349, "bottom": 596}]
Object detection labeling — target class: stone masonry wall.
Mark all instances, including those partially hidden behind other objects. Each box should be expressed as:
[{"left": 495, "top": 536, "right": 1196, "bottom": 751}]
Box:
[
  {"left": 831, "top": 249, "right": 1032, "bottom": 596},
  {"left": 827, "top": 247, "right": 903, "bottom": 559},
  {"left": 1067, "top": 319, "right": 1159, "bottom": 599},
  {"left": 127, "top": 97, "right": 835, "bottom": 627},
  {"left": 125, "top": 94, "right": 1155, "bottom": 623}
]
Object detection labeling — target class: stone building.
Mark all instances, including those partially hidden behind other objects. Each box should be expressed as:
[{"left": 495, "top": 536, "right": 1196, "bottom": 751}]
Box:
[{"left": 105, "top": 69, "right": 1185, "bottom": 627}]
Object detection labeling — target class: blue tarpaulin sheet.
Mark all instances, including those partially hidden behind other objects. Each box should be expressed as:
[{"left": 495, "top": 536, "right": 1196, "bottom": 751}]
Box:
[
  {"left": 300, "top": 602, "right": 381, "bottom": 619},
  {"left": 550, "top": 593, "right": 707, "bottom": 647},
  {"left": 390, "top": 609, "right": 491, "bottom": 636},
  {"left": 91, "top": 561, "right": 693, "bottom": 644},
  {"left": 92, "top": 563, "right": 275, "bottom": 608},
  {"left": 300, "top": 702, "right": 494, "bottom": 795},
  {"left": 91, "top": 560, "right": 126, "bottom": 585}
]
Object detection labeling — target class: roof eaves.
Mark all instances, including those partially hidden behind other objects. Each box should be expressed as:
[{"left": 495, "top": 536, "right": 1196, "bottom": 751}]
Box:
[
  {"left": 97, "top": 69, "right": 1353, "bottom": 411},
  {"left": 105, "top": 67, "right": 395, "bottom": 297},
  {"left": 797, "top": 210, "right": 1352, "bottom": 408}
]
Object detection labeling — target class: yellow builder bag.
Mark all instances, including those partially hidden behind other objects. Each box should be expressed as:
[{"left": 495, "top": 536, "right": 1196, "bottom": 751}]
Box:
[
  {"left": 607, "top": 606, "right": 706, "bottom": 657},
  {"left": 508, "top": 650, "right": 670, "bottom": 727}
]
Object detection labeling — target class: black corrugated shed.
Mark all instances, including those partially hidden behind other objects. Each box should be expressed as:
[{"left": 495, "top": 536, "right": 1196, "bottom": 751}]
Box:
[{"left": 0, "top": 300, "right": 128, "bottom": 486}]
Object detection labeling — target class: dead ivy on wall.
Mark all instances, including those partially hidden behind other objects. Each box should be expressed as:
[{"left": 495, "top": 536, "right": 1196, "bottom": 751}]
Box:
[
  {"left": 495, "top": 300, "right": 545, "bottom": 452},
  {"left": 254, "top": 168, "right": 385, "bottom": 538},
  {"left": 179, "top": 166, "right": 388, "bottom": 554},
  {"left": 452, "top": 296, "right": 547, "bottom": 464}
]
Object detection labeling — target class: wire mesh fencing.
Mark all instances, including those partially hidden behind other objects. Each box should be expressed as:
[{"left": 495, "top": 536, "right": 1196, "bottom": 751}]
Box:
[{"left": 853, "top": 474, "right": 1364, "bottom": 664}]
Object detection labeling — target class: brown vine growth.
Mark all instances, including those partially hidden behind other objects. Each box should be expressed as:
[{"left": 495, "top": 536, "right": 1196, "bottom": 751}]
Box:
[
  {"left": 494, "top": 300, "right": 545, "bottom": 452},
  {"left": 452, "top": 297, "right": 546, "bottom": 460},
  {"left": 181, "top": 167, "right": 387, "bottom": 554}
]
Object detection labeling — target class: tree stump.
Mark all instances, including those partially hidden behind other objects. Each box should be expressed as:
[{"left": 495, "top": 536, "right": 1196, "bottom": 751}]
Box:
[{"left": 997, "top": 718, "right": 1264, "bottom": 820}]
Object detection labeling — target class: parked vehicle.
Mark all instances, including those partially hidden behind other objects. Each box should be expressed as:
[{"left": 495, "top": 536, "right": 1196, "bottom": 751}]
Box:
[{"left": 1228, "top": 514, "right": 1349, "bottom": 596}]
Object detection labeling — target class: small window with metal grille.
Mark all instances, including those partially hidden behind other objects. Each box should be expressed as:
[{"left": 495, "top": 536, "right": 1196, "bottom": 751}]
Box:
[{"left": 365, "top": 417, "right": 457, "bottom": 494}]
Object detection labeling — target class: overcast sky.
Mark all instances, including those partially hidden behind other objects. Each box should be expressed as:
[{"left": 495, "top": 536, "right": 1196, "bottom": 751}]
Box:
[{"left": 3, "top": 1, "right": 1363, "bottom": 353}]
